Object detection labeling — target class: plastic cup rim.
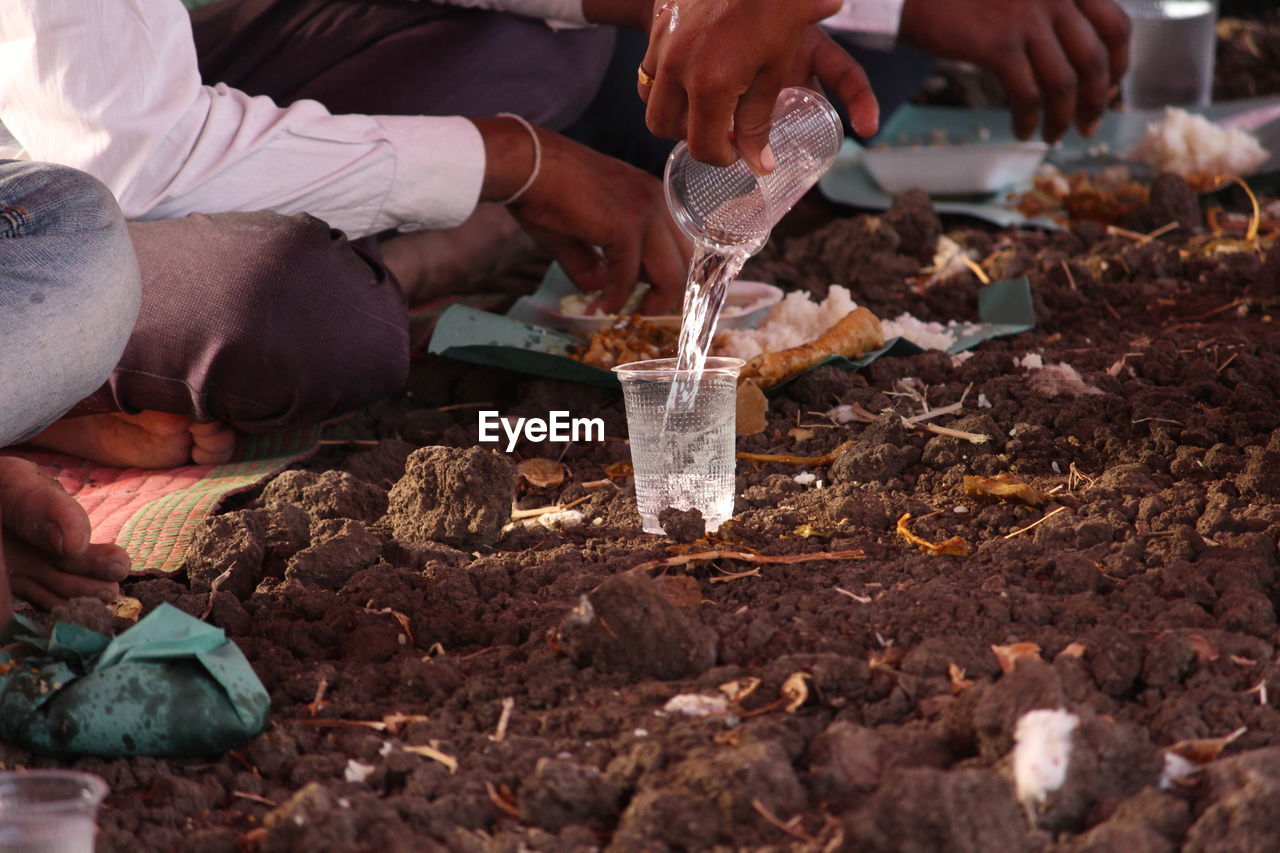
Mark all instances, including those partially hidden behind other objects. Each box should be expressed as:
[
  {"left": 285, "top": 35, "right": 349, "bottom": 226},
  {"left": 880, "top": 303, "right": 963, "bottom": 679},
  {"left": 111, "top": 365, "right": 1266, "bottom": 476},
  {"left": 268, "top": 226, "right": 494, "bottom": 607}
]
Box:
[
  {"left": 0, "top": 769, "right": 109, "bottom": 814},
  {"left": 612, "top": 356, "right": 745, "bottom": 380}
]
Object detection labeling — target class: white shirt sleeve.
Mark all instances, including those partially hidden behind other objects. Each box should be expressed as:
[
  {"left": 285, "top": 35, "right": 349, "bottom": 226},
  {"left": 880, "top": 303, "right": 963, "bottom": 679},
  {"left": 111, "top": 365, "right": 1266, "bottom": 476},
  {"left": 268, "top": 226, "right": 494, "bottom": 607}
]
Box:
[
  {"left": 0, "top": 0, "right": 484, "bottom": 237},
  {"left": 823, "top": 0, "right": 905, "bottom": 47}
]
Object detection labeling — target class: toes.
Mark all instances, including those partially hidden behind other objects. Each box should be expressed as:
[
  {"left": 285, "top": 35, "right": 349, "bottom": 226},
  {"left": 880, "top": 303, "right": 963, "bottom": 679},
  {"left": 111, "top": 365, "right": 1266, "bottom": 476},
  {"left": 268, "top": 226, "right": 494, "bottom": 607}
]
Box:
[
  {"left": 61, "top": 543, "right": 131, "bottom": 582},
  {"left": 189, "top": 422, "right": 237, "bottom": 466},
  {"left": 5, "top": 538, "right": 125, "bottom": 607}
]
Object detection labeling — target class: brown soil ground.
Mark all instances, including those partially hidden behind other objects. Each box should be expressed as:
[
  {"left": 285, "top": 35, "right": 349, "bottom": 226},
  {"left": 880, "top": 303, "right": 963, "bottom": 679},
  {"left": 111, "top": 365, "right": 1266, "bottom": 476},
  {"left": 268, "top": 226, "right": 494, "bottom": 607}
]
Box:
[{"left": 7, "top": 20, "right": 1280, "bottom": 853}]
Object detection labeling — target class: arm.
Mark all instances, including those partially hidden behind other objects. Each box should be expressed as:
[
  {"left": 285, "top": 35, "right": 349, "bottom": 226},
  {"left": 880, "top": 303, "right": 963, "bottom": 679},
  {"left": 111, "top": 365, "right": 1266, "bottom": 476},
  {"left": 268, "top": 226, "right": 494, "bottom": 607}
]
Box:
[{"left": 0, "top": 0, "right": 484, "bottom": 236}]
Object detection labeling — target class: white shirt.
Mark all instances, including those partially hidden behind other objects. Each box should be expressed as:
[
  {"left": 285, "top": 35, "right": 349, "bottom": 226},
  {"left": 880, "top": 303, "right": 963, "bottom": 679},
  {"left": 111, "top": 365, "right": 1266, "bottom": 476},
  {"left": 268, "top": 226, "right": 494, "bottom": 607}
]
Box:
[{"left": 0, "top": 0, "right": 901, "bottom": 239}]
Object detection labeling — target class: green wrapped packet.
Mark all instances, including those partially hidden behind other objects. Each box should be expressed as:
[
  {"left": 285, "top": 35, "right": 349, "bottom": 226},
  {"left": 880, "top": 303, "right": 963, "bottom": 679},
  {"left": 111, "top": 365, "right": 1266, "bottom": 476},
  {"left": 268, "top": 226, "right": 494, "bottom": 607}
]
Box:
[{"left": 0, "top": 604, "right": 269, "bottom": 758}]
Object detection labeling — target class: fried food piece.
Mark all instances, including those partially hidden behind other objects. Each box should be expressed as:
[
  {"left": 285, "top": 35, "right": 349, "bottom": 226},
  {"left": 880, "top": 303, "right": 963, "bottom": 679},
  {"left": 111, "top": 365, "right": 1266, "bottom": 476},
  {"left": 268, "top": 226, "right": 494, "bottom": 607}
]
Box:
[
  {"left": 1016, "top": 167, "right": 1149, "bottom": 226},
  {"left": 738, "top": 306, "right": 884, "bottom": 390},
  {"left": 571, "top": 316, "right": 677, "bottom": 369}
]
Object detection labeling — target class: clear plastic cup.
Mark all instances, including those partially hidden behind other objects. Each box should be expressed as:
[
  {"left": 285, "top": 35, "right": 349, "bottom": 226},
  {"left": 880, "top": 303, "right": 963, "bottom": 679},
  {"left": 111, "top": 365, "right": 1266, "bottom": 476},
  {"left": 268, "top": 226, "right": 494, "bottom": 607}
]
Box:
[
  {"left": 1118, "top": 0, "right": 1218, "bottom": 109},
  {"left": 0, "top": 770, "right": 108, "bottom": 853},
  {"left": 664, "top": 87, "right": 844, "bottom": 252},
  {"left": 613, "top": 357, "right": 744, "bottom": 534}
]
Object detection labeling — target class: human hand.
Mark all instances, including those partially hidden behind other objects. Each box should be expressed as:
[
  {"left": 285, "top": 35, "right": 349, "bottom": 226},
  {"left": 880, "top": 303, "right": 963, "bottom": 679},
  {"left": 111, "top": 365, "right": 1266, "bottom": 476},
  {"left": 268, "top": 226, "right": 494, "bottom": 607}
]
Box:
[
  {"left": 899, "top": 0, "right": 1130, "bottom": 142},
  {"left": 474, "top": 117, "right": 690, "bottom": 314},
  {"left": 587, "top": 0, "right": 878, "bottom": 174},
  {"left": 0, "top": 456, "right": 130, "bottom": 628},
  {"left": 644, "top": 1, "right": 880, "bottom": 174}
]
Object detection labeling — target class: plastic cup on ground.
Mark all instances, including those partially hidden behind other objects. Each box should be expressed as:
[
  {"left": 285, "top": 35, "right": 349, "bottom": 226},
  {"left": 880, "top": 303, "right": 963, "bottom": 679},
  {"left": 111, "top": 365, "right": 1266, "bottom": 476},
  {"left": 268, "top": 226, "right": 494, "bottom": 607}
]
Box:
[
  {"left": 0, "top": 770, "right": 108, "bottom": 853},
  {"left": 664, "top": 87, "right": 844, "bottom": 253},
  {"left": 1117, "top": 0, "right": 1219, "bottom": 109},
  {"left": 613, "top": 357, "right": 744, "bottom": 534}
]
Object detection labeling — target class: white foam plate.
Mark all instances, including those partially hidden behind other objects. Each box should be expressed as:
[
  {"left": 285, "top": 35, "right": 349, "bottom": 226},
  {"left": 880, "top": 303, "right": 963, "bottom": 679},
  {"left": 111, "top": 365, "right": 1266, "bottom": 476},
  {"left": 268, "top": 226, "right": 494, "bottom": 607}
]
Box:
[
  {"left": 861, "top": 141, "right": 1051, "bottom": 196},
  {"left": 552, "top": 280, "right": 783, "bottom": 337}
]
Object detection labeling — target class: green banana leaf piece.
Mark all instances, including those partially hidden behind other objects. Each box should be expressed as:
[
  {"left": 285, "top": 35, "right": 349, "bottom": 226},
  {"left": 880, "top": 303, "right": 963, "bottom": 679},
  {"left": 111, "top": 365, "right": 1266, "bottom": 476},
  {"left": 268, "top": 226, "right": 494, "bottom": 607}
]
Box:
[
  {"left": 0, "top": 604, "right": 269, "bottom": 758},
  {"left": 427, "top": 267, "right": 1034, "bottom": 390}
]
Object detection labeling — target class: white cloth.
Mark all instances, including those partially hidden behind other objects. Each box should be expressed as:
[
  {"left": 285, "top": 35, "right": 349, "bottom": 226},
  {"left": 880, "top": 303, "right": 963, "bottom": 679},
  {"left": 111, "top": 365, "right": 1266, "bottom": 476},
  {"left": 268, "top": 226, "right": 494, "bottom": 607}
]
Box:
[{"left": 0, "top": 0, "right": 579, "bottom": 238}]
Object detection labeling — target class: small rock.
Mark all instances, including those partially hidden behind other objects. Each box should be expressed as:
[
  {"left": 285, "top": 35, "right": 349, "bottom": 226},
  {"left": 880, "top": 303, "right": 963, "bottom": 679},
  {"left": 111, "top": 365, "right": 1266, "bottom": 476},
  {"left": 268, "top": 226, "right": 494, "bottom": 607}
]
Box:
[{"left": 383, "top": 446, "right": 516, "bottom": 548}]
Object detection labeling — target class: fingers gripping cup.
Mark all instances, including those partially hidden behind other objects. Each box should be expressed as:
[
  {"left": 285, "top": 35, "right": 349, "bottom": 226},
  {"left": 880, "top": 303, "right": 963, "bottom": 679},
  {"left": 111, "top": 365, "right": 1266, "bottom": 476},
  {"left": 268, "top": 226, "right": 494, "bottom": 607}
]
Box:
[
  {"left": 664, "top": 87, "right": 844, "bottom": 252},
  {"left": 0, "top": 770, "right": 108, "bottom": 852},
  {"left": 614, "top": 357, "right": 744, "bottom": 535}
]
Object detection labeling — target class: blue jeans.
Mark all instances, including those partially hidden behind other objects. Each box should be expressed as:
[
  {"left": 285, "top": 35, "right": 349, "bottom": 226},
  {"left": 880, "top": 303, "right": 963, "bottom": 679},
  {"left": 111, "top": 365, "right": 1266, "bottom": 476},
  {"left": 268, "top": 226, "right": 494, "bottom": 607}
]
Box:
[{"left": 0, "top": 161, "right": 140, "bottom": 446}]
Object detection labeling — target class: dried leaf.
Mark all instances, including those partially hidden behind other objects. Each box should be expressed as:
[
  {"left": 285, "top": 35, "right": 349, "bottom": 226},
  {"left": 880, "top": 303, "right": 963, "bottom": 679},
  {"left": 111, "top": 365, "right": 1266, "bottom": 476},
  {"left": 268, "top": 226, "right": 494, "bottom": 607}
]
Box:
[
  {"left": 992, "top": 642, "right": 1043, "bottom": 674},
  {"left": 736, "top": 381, "right": 769, "bottom": 436},
  {"left": 781, "top": 672, "right": 810, "bottom": 713},
  {"left": 109, "top": 595, "right": 143, "bottom": 622},
  {"left": 1167, "top": 727, "right": 1247, "bottom": 765},
  {"left": 738, "top": 441, "right": 853, "bottom": 467},
  {"left": 403, "top": 743, "right": 458, "bottom": 774},
  {"left": 896, "top": 512, "right": 971, "bottom": 558},
  {"left": 949, "top": 662, "right": 974, "bottom": 693},
  {"left": 788, "top": 427, "right": 815, "bottom": 442},
  {"left": 518, "top": 458, "right": 566, "bottom": 489},
  {"left": 963, "top": 473, "right": 1048, "bottom": 507},
  {"left": 382, "top": 713, "right": 429, "bottom": 735},
  {"left": 713, "top": 729, "right": 741, "bottom": 746},
  {"left": 604, "top": 460, "right": 633, "bottom": 479},
  {"left": 1060, "top": 642, "right": 1087, "bottom": 658},
  {"left": 793, "top": 524, "right": 835, "bottom": 539},
  {"left": 1186, "top": 633, "right": 1220, "bottom": 663},
  {"left": 654, "top": 575, "right": 702, "bottom": 609},
  {"left": 720, "top": 677, "right": 762, "bottom": 704},
  {"left": 869, "top": 645, "right": 905, "bottom": 676}
]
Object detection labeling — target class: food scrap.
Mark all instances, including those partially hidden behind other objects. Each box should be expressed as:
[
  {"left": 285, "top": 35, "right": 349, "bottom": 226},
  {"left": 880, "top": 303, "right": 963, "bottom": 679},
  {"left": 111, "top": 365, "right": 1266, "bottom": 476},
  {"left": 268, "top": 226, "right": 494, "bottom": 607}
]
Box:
[{"left": 895, "top": 512, "right": 971, "bottom": 557}]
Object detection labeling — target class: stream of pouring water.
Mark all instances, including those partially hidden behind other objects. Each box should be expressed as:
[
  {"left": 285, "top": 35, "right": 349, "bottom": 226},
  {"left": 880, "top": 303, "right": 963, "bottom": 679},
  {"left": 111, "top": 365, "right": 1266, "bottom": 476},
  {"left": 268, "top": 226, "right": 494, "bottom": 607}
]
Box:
[{"left": 664, "top": 243, "right": 751, "bottom": 417}]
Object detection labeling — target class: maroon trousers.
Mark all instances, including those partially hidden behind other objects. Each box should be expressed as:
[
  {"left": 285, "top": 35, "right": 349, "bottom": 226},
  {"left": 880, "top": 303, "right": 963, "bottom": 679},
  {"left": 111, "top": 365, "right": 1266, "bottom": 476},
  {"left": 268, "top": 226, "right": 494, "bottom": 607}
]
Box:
[{"left": 83, "top": 1, "right": 614, "bottom": 431}]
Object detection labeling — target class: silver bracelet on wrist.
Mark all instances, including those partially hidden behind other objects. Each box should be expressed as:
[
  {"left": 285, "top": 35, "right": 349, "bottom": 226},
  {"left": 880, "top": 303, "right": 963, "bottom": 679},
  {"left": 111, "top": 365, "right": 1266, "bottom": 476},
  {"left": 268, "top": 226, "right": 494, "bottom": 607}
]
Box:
[{"left": 496, "top": 112, "right": 542, "bottom": 205}]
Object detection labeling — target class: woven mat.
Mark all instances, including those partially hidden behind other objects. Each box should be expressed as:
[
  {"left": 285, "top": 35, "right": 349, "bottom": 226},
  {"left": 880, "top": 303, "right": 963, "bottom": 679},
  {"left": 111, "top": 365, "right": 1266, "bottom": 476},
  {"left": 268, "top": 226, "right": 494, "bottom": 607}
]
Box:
[{"left": 4, "top": 430, "right": 319, "bottom": 573}]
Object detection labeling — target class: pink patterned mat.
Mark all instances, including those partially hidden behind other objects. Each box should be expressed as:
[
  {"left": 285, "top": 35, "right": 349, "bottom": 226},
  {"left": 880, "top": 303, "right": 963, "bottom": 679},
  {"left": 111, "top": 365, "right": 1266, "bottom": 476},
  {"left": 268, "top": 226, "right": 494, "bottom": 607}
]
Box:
[{"left": 4, "top": 430, "right": 318, "bottom": 573}]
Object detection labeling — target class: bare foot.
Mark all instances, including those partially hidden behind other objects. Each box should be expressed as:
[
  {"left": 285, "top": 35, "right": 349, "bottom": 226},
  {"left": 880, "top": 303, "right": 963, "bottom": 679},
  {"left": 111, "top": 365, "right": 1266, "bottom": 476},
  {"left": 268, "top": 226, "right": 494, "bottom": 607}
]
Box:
[
  {"left": 381, "top": 202, "right": 544, "bottom": 305},
  {"left": 23, "top": 411, "right": 237, "bottom": 469},
  {"left": 0, "top": 456, "right": 130, "bottom": 625}
]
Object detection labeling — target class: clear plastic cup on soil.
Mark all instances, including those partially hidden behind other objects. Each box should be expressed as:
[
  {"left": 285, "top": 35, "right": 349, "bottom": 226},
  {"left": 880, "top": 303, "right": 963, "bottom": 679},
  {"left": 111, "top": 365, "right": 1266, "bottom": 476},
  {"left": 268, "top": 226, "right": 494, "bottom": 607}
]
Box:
[
  {"left": 613, "top": 357, "right": 744, "bottom": 535},
  {"left": 664, "top": 86, "right": 844, "bottom": 253},
  {"left": 0, "top": 770, "right": 108, "bottom": 853}
]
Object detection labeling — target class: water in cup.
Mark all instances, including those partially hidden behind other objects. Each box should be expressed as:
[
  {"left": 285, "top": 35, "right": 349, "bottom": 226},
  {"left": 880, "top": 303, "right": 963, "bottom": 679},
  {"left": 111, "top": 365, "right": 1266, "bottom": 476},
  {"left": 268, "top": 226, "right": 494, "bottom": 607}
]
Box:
[
  {"left": 614, "top": 358, "right": 743, "bottom": 535},
  {"left": 0, "top": 770, "right": 108, "bottom": 853},
  {"left": 1120, "top": 0, "right": 1218, "bottom": 109}
]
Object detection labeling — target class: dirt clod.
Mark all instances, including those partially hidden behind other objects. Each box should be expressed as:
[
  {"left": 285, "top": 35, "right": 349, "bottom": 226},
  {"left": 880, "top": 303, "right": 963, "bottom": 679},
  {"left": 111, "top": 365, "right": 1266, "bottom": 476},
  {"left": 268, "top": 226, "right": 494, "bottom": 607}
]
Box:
[
  {"left": 556, "top": 572, "right": 716, "bottom": 680},
  {"left": 383, "top": 446, "right": 516, "bottom": 547},
  {"left": 658, "top": 506, "right": 705, "bottom": 542}
]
